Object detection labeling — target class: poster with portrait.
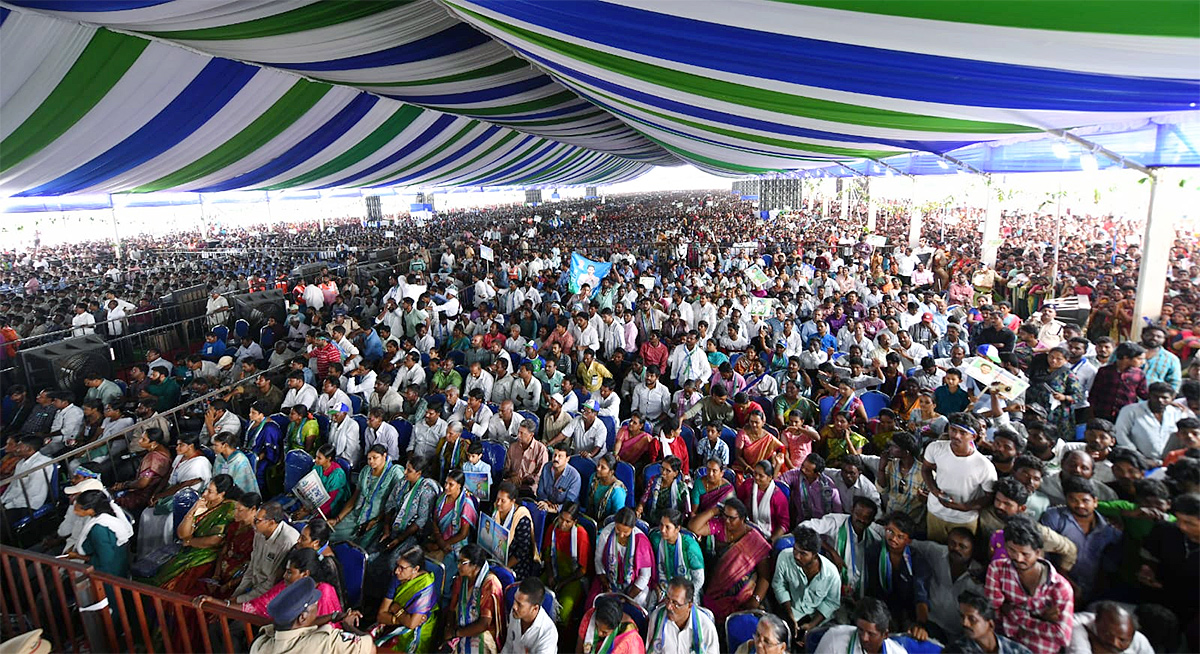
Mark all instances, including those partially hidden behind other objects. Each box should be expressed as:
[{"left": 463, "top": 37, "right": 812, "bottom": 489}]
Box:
[
  {"left": 568, "top": 252, "right": 612, "bottom": 296},
  {"left": 293, "top": 469, "right": 330, "bottom": 511},
  {"left": 478, "top": 512, "right": 510, "bottom": 561},
  {"left": 463, "top": 471, "right": 490, "bottom": 501}
]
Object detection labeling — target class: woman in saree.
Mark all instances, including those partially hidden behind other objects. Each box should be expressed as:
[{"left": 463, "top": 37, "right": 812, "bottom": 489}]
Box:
[
  {"left": 306, "top": 444, "right": 348, "bottom": 517},
  {"left": 373, "top": 546, "right": 439, "bottom": 653},
  {"left": 330, "top": 444, "right": 402, "bottom": 545},
  {"left": 820, "top": 411, "right": 869, "bottom": 462},
  {"left": 688, "top": 497, "right": 772, "bottom": 626},
  {"left": 137, "top": 432, "right": 213, "bottom": 557},
  {"left": 241, "top": 548, "right": 342, "bottom": 620},
  {"left": 905, "top": 393, "right": 946, "bottom": 437},
  {"left": 112, "top": 427, "right": 170, "bottom": 512},
  {"left": 636, "top": 455, "right": 692, "bottom": 525},
  {"left": 733, "top": 410, "right": 785, "bottom": 479},
  {"left": 446, "top": 544, "right": 504, "bottom": 654},
  {"left": 493, "top": 481, "right": 541, "bottom": 581},
  {"left": 823, "top": 379, "right": 868, "bottom": 428},
  {"left": 889, "top": 378, "right": 921, "bottom": 419},
  {"left": 736, "top": 459, "right": 790, "bottom": 542},
  {"left": 64, "top": 490, "right": 133, "bottom": 577},
  {"left": 144, "top": 474, "right": 240, "bottom": 589},
  {"left": 245, "top": 400, "right": 283, "bottom": 494},
  {"left": 587, "top": 454, "right": 627, "bottom": 522},
  {"left": 541, "top": 502, "right": 590, "bottom": 627},
  {"left": 1028, "top": 347, "right": 1079, "bottom": 440},
  {"left": 286, "top": 404, "right": 320, "bottom": 454},
  {"left": 690, "top": 457, "right": 735, "bottom": 556},
  {"left": 612, "top": 412, "right": 652, "bottom": 465},
  {"left": 648, "top": 508, "right": 705, "bottom": 604},
  {"left": 578, "top": 597, "right": 646, "bottom": 654},
  {"left": 423, "top": 469, "right": 478, "bottom": 580},
  {"left": 592, "top": 507, "right": 655, "bottom": 609},
  {"left": 182, "top": 491, "right": 260, "bottom": 599}
]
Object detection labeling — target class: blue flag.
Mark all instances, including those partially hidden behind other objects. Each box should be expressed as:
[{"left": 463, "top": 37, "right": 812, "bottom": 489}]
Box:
[{"left": 569, "top": 253, "right": 612, "bottom": 296}]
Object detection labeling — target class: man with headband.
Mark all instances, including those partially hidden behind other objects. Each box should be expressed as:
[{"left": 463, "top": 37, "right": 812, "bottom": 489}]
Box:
[{"left": 921, "top": 413, "right": 997, "bottom": 543}]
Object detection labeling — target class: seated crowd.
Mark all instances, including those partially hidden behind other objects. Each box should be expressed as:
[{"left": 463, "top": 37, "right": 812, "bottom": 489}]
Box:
[{"left": 1, "top": 190, "right": 1198, "bottom": 654}]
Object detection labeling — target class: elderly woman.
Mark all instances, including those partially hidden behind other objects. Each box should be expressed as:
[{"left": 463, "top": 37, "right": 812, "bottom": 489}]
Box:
[
  {"left": 689, "top": 498, "right": 772, "bottom": 625},
  {"left": 137, "top": 432, "right": 212, "bottom": 556},
  {"left": 736, "top": 459, "right": 790, "bottom": 542},
  {"left": 371, "top": 546, "right": 439, "bottom": 652}
]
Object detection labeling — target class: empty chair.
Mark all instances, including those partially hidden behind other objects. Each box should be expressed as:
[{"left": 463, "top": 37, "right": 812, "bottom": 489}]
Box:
[
  {"left": 234, "top": 318, "right": 250, "bottom": 339},
  {"left": 818, "top": 396, "right": 836, "bottom": 425},
  {"left": 614, "top": 462, "right": 636, "bottom": 508},
  {"left": 570, "top": 455, "right": 598, "bottom": 492},
  {"left": 332, "top": 541, "right": 368, "bottom": 607},
  {"left": 519, "top": 499, "right": 547, "bottom": 547},
  {"left": 859, "top": 391, "right": 890, "bottom": 419},
  {"left": 489, "top": 562, "right": 516, "bottom": 589}
]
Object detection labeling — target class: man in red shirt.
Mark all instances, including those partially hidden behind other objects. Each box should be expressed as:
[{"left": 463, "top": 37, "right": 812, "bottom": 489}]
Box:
[
  {"left": 639, "top": 330, "right": 670, "bottom": 374},
  {"left": 305, "top": 332, "right": 342, "bottom": 379},
  {"left": 984, "top": 516, "right": 1074, "bottom": 654}
]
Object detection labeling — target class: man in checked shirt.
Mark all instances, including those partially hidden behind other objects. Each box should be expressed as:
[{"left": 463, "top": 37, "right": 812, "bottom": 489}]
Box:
[{"left": 984, "top": 516, "right": 1073, "bottom": 654}]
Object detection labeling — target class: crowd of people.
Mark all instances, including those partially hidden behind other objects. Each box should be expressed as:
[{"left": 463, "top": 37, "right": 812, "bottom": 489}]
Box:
[{"left": 1, "top": 188, "right": 1197, "bottom": 654}]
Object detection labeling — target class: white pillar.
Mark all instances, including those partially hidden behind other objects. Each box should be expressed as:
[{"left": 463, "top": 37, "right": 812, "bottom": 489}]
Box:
[
  {"left": 821, "top": 181, "right": 830, "bottom": 218},
  {"left": 840, "top": 181, "right": 850, "bottom": 220},
  {"left": 1131, "top": 173, "right": 1168, "bottom": 340},
  {"left": 981, "top": 194, "right": 1002, "bottom": 267},
  {"left": 909, "top": 206, "right": 923, "bottom": 249},
  {"left": 867, "top": 195, "right": 877, "bottom": 233},
  {"left": 109, "top": 198, "right": 121, "bottom": 259}
]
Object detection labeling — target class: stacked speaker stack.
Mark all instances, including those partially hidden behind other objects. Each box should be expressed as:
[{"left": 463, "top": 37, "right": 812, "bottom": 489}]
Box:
[
  {"left": 759, "top": 178, "right": 801, "bottom": 212},
  {"left": 364, "top": 195, "right": 382, "bottom": 221},
  {"left": 524, "top": 189, "right": 542, "bottom": 205}
]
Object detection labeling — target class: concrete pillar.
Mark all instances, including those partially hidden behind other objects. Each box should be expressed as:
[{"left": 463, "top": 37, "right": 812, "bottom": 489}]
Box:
[
  {"left": 1131, "top": 173, "right": 1168, "bottom": 340},
  {"left": 908, "top": 206, "right": 923, "bottom": 249},
  {"left": 981, "top": 196, "right": 1002, "bottom": 267},
  {"left": 867, "top": 195, "right": 877, "bottom": 233},
  {"left": 821, "top": 180, "right": 830, "bottom": 218},
  {"left": 840, "top": 181, "right": 850, "bottom": 220}
]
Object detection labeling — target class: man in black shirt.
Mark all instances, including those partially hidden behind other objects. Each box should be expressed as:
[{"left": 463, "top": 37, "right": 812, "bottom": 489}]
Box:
[{"left": 972, "top": 310, "right": 1016, "bottom": 354}]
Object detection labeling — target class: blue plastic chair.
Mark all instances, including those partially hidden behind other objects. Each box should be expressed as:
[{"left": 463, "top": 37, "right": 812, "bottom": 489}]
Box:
[
  {"left": 599, "top": 415, "right": 616, "bottom": 450},
  {"left": 727, "top": 611, "right": 769, "bottom": 653},
  {"left": 578, "top": 514, "right": 598, "bottom": 551},
  {"left": 172, "top": 488, "right": 200, "bottom": 533},
  {"left": 860, "top": 391, "right": 890, "bottom": 419},
  {"left": 504, "top": 582, "right": 557, "bottom": 621},
  {"left": 315, "top": 413, "right": 330, "bottom": 440},
  {"left": 448, "top": 350, "right": 466, "bottom": 366},
  {"left": 517, "top": 410, "right": 540, "bottom": 434},
  {"left": 282, "top": 449, "right": 315, "bottom": 493},
  {"left": 332, "top": 542, "right": 367, "bottom": 607},
  {"left": 389, "top": 419, "right": 412, "bottom": 456},
  {"left": 818, "top": 395, "right": 836, "bottom": 425},
  {"left": 423, "top": 557, "right": 446, "bottom": 598},
  {"left": 679, "top": 424, "right": 696, "bottom": 455},
  {"left": 269, "top": 413, "right": 290, "bottom": 433},
  {"left": 730, "top": 353, "right": 742, "bottom": 368},
  {"left": 259, "top": 325, "right": 275, "bottom": 349},
  {"left": 570, "top": 455, "right": 597, "bottom": 493},
  {"left": 481, "top": 441, "right": 507, "bottom": 477},
  {"left": 234, "top": 319, "right": 250, "bottom": 339},
  {"left": 593, "top": 592, "right": 648, "bottom": 634},
  {"left": 489, "top": 562, "right": 516, "bottom": 588},
  {"left": 520, "top": 499, "right": 547, "bottom": 548},
  {"left": 775, "top": 480, "right": 791, "bottom": 500},
  {"left": 349, "top": 394, "right": 363, "bottom": 415},
  {"left": 1074, "top": 423, "right": 1086, "bottom": 441},
  {"left": 426, "top": 393, "right": 447, "bottom": 407},
  {"left": 614, "top": 462, "right": 636, "bottom": 508},
  {"left": 751, "top": 396, "right": 771, "bottom": 413},
  {"left": 773, "top": 534, "right": 795, "bottom": 555},
  {"left": 213, "top": 325, "right": 229, "bottom": 342},
  {"left": 719, "top": 427, "right": 737, "bottom": 459},
  {"left": 115, "top": 379, "right": 128, "bottom": 396}
]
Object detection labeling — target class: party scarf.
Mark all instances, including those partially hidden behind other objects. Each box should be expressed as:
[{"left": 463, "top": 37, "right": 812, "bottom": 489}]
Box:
[
  {"left": 606, "top": 528, "right": 638, "bottom": 589},
  {"left": 440, "top": 437, "right": 464, "bottom": 475},
  {"left": 651, "top": 603, "right": 702, "bottom": 654},
  {"left": 650, "top": 475, "right": 686, "bottom": 514},
  {"left": 457, "top": 561, "right": 490, "bottom": 654},
  {"left": 657, "top": 533, "right": 688, "bottom": 585},
  {"left": 835, "top": 519, "right": 860, "bottom": 593},
  {"left": 549, "top": 525, "right": 579, "bottom": 569},
  {"left": 361, "top": 461, "right": 393, "bottom": 522},
  {"left": 878, "top": 546, "right": 912, "bottom": 594}
]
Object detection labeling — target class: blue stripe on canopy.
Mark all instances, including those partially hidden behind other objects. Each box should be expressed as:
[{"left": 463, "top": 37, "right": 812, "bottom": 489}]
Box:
[
  {"left": 317, "top": 113, "right": 461, "bottom": 188},
  {"left": 386, "top": 75, "right": 559, "bottom": 106},
  {"left": 469, "top": 0, "right": 1199, "bottom": 112},
  {"left": 193, "top": 93, "right": 380, "bottom": 193},
  {"left": 513, "top": 45, "right": 978, "bottom": 153},
  {"left": 274, "top": 23, "right": 491, "bottom": 72},
  {"left": 13, "top": 0, "right": 170, "bottom": 10},
  {"left": 19, "top": 58, "right": 257, "bottom": 196},
  {"left": 468, "top": 141, "right": 568, "bottom": 186},
  {"left": 386, "top": 124, "right": 504, "bottom": 184}
]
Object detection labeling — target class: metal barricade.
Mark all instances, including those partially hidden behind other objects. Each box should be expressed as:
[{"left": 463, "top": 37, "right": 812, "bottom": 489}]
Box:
[{"left": 0, "top": 546, "right": 269, "bottom": 653}]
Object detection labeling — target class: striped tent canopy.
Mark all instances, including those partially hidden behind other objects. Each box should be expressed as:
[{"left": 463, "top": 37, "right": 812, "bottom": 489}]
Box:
[{"left": 2, "top": 0, "right": 1198, "bottom": 196}]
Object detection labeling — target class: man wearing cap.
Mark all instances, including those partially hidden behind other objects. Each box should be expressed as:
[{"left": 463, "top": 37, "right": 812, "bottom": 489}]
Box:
[
  {"left": 909, "top": 313, "right": 940, "bottom": 350},
  {"left": 327, "top": 402, "right": 362, "bottom": 468},
  {"left": 921, "top": 414, "right": 997, "bottom": 543},
  {"left": 434, "top": 284, "right": 460, "bottom": 319},
  {"left": 556, "top": 399, "right": 607, "bottom": 459},
  {"left": 249, "top": 577, "right": 370, "bottom": 654}
]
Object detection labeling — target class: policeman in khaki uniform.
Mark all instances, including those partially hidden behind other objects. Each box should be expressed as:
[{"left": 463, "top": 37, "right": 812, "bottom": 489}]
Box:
[{"left": 250, "top": 577, "right": 374, "bottom": 654}]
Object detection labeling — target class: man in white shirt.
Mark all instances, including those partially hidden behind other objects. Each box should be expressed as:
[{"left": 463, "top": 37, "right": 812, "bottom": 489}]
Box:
[
  {"left": 282, "top": 372, "right": 318, "bottom": 412},
  {"left": 71, "top": 303, "right": 96, "bottom": 337},
  {"left": 646, "top": 578, "right": 720, "bottom": 654},
  {"left": 557, "top": 400, "right": 607, "bottom": 458},
  {"left": 668, "top": 331, "right": 712, "bottom": 389},
  {"left": 510, "top": 363, "right": 543, "bottom": 413},
  {"left": 814, "top": 598, "right": 907, "bottom": 654},
  {"left": 47, "top": 392, "right": 85, "bottom": 452},
  {"left": 1069, "top": 603, "right": 1155, "bottom": 654},
  {"left": 490, "top": 360, "right": 518, "bottom": 405},
  {"left": 1034, "top": 306, "right": 1066, "bottom": 349},
  {"left": 202, "top": 399, "right": 243, "bottom": 445},
  {"left": 364, "top": 409, "right": 400, "bottom": 462},
  {"left": 921, "top": 415, "right": 998, "bottom": 542},
  {"left": 1114, "top": 383, "right": 1189, "bottom": 464},
  {"left": 410, "top": 406, "right": 446, "bottom": 461},
  {"left": 2, "top": 435, "right": 54, "bottom": 521},
  {"left": 327, "top": 403, "right": 362, "bottom": 468},
  {"left": 206, "top": 290, "right": 231, "bottom": 327},
  {"left": 501, "top": 578, "right": 558, "bottom": 654},
  {"left": 391, "top": 352, "right": 426, "bottom": 393},
  {"left": 831, "top": 456, "right": 882, "bottom": 509},
  {"left": 464, "top": 362, "right": 495, "bottom": 403},
  {"left": 632, "top": 367, "right": 672, "bottom": 427},
  {"left": 345, "top": 364, "right": 377, "bottom": 402},
  {"left": 599, "top": 308, "right": 626, "bottom": 358},
  {"left": 315, "top": 377, "right": 353, "bottom": 417},
  {"left": 302, "top": 278, "right": 325, "bottom": 312},
  {"left": 487, "top": 400, "right": 522, "bottom": 444}
]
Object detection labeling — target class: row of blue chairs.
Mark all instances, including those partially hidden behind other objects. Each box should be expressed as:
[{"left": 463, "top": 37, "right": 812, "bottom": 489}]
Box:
[{"left": 817, "top": 390, "right": 891, "bottom": 425}]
